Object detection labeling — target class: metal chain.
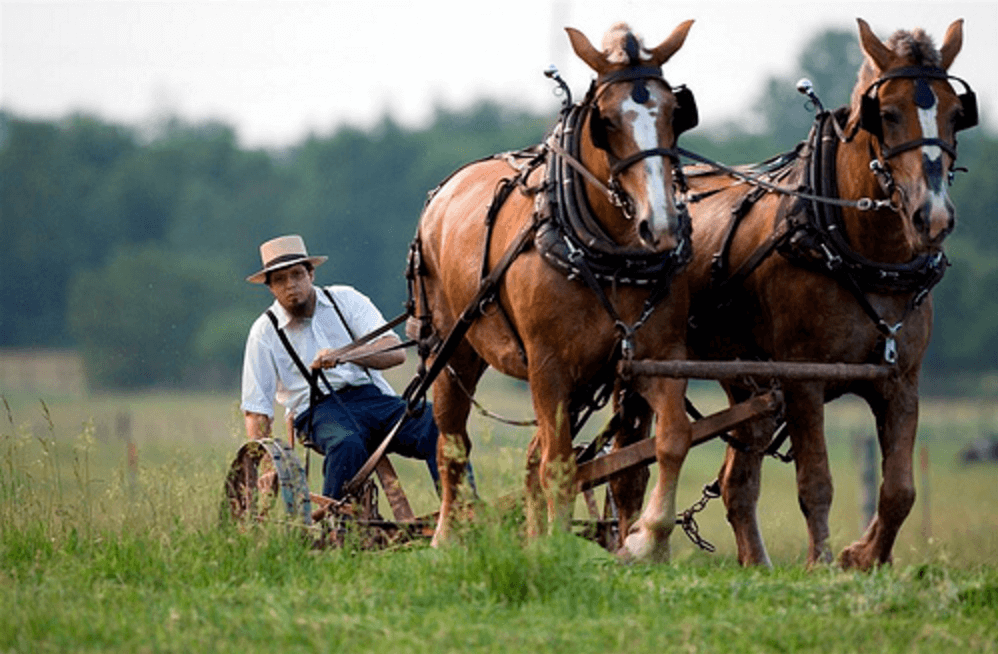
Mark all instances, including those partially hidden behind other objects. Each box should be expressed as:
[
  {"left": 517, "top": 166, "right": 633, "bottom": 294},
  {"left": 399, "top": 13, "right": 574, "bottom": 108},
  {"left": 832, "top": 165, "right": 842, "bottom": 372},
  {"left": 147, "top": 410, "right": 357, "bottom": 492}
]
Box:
[{"left": 676, "top": 479, "right": 721, "bottom": 552}]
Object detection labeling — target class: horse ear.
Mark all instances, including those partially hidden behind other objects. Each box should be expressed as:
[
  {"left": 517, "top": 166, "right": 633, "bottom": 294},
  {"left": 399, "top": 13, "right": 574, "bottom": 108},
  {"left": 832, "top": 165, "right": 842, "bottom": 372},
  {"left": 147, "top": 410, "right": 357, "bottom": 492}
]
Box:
[
  {"left": 647, "top": 20, "right": 695, "bottom": 67},
  {"left": 856, "top": 18, "right": 894, "bottom": 73},
  {"left": 566, "top": 27, "right": 608, "bottom": 74},
  {"left": 939, "top": 19, "right": 964, "bottom": 70}
]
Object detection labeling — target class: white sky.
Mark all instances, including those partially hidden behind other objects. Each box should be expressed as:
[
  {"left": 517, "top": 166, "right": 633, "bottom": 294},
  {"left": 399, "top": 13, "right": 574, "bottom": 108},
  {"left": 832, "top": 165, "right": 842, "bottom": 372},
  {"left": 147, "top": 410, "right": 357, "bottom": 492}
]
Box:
[{"left": 2, "top": 0, "right": 996, "bottom": 149}]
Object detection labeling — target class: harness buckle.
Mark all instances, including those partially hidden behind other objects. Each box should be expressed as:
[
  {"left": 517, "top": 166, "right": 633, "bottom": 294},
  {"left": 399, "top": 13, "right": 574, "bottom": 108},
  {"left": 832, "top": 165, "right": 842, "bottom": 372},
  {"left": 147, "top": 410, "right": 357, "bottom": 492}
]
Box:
[
  {"left": 883, "top": 322, "right": 902, "bottom": 365},
  {"left": 820, "top": 243, "right": 842, "bottom": 271},
  {"left": 608, "top": 179, "right": 634, "bottom": 218},
  {"left": 616, "top": 321, "right": 636, "bottom": 361}
]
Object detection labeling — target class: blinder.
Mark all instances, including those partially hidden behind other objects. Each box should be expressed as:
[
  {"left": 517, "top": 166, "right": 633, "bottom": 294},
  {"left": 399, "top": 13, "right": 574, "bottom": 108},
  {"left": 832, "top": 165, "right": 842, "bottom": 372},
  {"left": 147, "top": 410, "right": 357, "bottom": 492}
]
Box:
[
  {"left": 672, "top": 85, "right": 699, "bottom": 136},
  {"left": 589, "top": 104, "right": 611, "bottom": 151},
  {"left": 859, "top": 66, "right": 978, "bottom": 144}
]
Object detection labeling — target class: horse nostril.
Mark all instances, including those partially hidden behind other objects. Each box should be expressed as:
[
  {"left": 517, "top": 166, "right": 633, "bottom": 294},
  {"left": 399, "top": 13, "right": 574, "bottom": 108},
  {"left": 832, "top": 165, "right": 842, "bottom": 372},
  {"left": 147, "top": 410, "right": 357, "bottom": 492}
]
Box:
[
  {"left": 912, "top": 205, "right": 927, "bottom": 234},
  {"left": 638, "top": 220, "right": 658, "bottom": 247}
]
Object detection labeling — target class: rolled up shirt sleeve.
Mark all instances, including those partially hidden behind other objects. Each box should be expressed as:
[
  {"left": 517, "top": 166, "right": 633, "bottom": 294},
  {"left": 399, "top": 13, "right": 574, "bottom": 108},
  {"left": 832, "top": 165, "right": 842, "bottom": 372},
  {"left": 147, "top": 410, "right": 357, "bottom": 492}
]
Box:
[{"left": 241, "top": 317, "right": 277, "bottom": 418}]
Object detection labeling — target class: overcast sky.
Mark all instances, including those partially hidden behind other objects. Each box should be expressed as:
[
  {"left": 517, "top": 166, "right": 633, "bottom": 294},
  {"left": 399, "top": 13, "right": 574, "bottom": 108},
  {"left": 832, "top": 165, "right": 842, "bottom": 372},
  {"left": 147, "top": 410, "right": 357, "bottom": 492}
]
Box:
[{"left": 2, "top": 0, "right": 995, "bottom": 149}]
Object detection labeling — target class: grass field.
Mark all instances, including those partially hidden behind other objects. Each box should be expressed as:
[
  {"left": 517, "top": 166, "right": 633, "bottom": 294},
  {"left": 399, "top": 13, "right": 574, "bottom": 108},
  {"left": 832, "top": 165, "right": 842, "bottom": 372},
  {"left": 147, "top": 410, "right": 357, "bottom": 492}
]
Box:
[{"left": 2, "top": 363, "right": 997, "bottom": 652}]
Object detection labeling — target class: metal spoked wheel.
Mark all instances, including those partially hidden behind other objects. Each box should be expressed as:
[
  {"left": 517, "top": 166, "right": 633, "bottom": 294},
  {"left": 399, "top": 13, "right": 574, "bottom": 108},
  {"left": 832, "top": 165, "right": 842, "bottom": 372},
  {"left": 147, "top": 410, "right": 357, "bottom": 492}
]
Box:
[{"left": 222, "top": 438, "right": 312, "bottom": 527}]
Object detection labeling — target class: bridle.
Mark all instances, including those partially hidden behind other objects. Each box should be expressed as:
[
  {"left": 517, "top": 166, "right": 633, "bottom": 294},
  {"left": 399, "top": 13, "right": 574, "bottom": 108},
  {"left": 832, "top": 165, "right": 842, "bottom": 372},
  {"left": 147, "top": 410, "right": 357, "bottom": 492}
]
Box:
[
  {"left": 543, "top": 48, "right": 698, "bottom": 221},
  {"left": 584, "top": 64, "right": 699, "bottom": 217},
  {"left": 856, "top": 65, "right": 978, "bottom": 202}
]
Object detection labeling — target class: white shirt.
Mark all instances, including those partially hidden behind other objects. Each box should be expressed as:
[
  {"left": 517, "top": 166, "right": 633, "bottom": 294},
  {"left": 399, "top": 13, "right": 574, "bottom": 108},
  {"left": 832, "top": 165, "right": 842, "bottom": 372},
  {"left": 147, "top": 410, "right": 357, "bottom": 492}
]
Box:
[{"left": 240, "top": 285, "right": 396, "bottom": 421}]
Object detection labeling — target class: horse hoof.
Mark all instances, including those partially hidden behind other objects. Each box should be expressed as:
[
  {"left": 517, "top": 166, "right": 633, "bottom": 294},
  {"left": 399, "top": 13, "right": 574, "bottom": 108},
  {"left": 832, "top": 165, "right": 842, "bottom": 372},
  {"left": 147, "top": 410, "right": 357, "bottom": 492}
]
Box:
[
  {"left": 430, "top": 528, "right": 449, "bottom": 549},
  {"left": 620, "top": 530, "right": 670, "bottom": 563},
  {"left": 615, "top": 546, "right": 636, "bottom": 564},
  {"left": 838, "top": 545, "right": 882, "bottom": 572}
]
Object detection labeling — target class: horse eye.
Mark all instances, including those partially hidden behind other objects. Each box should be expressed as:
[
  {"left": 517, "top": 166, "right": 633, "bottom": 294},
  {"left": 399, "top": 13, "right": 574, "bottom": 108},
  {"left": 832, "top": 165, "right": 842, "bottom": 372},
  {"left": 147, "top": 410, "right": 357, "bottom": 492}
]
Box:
[{"left": 881, "top": 109, "right": 901, "bottom": 126}]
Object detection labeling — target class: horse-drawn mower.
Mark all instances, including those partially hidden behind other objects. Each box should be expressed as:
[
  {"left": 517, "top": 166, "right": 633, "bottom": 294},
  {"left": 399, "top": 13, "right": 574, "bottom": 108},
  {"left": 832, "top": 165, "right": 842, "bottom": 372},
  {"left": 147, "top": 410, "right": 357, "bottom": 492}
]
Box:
[{"left": 221, "top": 359, "right": 889, "bottom": 552}]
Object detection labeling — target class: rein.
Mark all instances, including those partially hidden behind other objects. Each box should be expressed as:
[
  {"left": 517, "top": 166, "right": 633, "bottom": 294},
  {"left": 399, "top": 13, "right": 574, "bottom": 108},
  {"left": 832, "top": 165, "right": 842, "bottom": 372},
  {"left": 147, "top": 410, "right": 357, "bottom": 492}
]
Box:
[{"left": 678, "top": 145, "right": 896, "bottom": 213}]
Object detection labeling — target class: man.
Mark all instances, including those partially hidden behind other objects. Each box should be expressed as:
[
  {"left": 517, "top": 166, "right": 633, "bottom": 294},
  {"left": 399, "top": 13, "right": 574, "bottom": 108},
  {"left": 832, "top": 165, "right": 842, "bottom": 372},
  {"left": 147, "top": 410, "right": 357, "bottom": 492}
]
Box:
[{"left": 241, "top": 234, "right": 439, "bottom": 500}]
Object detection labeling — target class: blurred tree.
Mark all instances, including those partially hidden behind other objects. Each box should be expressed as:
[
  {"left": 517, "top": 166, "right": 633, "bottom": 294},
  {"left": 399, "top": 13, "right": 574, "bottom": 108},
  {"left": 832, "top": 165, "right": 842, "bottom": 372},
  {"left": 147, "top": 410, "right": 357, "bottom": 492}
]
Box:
[
  {"left": 0, "top": 113, "right": 137, "bottom": 345},
  {"left": 66, "top": 245, "right": 242, "bottom": 389},
  {"left": 2, "top": 32, "right": 993, "bottom": 390},
  {"left": 926, "top": 249, "right": 998, "bottom": 374},
  {"left": 947, "top": 136, "right": 998, "bottom": 253},
  {"left": 753, "top": 29, "right": 863, "bottom": 151}
]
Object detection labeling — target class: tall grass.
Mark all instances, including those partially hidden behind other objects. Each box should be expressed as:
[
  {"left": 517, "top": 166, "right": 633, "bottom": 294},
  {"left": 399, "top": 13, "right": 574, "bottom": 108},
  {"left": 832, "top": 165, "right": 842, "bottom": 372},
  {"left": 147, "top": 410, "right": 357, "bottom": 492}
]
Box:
[{"left": 1, "top": 387, "right": 997, "bottom": 652}]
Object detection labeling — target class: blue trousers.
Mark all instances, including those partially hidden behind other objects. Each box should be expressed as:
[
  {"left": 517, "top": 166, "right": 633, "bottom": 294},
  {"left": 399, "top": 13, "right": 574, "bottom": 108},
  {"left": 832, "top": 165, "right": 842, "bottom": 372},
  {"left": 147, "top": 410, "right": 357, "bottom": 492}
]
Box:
[{"left": 294, "top": 384, "right": 439, "bottom": 500}]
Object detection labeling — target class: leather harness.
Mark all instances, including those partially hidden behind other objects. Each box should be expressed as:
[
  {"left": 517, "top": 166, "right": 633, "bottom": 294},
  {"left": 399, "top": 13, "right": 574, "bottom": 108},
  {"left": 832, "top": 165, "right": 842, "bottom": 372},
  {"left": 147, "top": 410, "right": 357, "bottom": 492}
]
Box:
[{"left": 689, "top": 107, "right": 950, "bottom": 365}]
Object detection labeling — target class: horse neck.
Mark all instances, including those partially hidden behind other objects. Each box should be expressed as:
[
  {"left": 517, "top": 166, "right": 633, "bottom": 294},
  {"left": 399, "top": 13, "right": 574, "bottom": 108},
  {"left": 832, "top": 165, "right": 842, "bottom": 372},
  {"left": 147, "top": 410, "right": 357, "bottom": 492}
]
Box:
[{"left": 834, "top": 133, "right": 919, "bottom": 264}]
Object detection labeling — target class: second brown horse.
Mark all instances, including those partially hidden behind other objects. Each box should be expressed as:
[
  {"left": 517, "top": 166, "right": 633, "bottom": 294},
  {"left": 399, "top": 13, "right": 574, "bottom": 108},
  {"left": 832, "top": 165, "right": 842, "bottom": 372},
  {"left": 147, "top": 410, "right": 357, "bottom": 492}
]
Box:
[{"left": 681, "top": 18, "right": 974, "bottom": 570}]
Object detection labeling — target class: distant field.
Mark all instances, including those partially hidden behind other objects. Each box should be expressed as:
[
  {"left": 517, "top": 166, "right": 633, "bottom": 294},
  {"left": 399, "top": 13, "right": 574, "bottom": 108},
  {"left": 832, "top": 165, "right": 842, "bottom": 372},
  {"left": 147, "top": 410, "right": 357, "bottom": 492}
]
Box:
[{"left": 0, "top": 350, "right": 86, "bottom": 398}]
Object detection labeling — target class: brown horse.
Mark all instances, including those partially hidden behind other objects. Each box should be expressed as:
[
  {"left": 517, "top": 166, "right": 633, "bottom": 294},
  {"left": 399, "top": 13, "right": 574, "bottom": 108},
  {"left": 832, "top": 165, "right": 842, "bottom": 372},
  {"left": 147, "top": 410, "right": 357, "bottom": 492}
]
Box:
[
  {"left": 411, "top": 21, "right": 696, "bottom": 559},
  {"left": 681, "top": 19, "right": 975, "bottom": 569}
]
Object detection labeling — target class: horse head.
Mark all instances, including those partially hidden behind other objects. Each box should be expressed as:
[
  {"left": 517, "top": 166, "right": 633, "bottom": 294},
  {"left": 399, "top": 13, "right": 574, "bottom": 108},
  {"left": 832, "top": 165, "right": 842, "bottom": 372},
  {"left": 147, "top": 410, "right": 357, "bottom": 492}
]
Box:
[
  {"left": 565, "top": 21, "right": 695, "bottom": 251},
  {"left": 843, "top": 18, "right": 976, "bottom": 255}
]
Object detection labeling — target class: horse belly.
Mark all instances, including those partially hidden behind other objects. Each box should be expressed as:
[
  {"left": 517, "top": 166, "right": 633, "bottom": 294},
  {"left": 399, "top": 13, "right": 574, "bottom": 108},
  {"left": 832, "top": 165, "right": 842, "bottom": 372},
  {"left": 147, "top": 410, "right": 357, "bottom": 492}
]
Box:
[{"left": 418, "top": 161, "right": 541, "bottom": 378}]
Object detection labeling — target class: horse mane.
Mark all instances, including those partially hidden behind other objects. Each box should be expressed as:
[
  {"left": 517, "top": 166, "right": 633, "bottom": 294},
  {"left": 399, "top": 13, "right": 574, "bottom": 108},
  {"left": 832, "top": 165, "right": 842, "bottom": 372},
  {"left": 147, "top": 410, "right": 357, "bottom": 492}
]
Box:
[{"left": 600, "top": 22, "right": 649, "bottom": 65}]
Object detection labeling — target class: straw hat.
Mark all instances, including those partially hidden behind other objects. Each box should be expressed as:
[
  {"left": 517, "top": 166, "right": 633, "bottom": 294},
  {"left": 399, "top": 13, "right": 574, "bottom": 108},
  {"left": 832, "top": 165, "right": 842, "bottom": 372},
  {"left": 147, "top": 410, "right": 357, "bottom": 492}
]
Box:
[{"left": 246, "top": 235, "right": 328, "bottom": 284}]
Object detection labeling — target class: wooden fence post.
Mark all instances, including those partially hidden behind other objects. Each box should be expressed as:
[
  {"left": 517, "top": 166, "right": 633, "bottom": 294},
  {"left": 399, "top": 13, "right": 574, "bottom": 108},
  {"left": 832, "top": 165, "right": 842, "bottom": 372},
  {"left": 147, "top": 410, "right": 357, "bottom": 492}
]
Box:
[
  {"left": 117, "top": 411, "right": 137, "bottom": 492},
  {"left": 855, "top": 432, "right": 878, "bottom": 532},
  {"left": 920, "top": 445, "right": 931, "bottom": 541}
]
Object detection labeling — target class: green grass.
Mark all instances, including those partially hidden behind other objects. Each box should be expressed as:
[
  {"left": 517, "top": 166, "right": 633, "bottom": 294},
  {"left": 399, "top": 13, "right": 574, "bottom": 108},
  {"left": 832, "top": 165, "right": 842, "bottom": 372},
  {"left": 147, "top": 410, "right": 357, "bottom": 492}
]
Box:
[
  {"left": 3, "top": 522, "right": 997, "bottom": 652},
  {"left": 2, "top": 376, "right": 998, "bottom": 652}
]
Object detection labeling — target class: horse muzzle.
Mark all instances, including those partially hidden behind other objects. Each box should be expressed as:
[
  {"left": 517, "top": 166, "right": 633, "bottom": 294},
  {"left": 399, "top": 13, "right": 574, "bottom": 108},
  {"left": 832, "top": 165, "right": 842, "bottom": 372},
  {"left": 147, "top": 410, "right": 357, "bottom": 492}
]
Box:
[
  {"left": 637, "top": 201, "right": 690, "bottom": 252},
  {"left": 913, "top": 196, "right": 955, "bottom": 246}
]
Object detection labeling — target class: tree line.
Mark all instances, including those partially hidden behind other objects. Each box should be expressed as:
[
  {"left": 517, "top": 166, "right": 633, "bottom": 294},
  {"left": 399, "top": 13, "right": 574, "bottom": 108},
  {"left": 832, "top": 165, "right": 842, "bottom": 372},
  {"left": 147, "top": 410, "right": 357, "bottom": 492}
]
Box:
[{"left": 1, "top": 29, "right": 995, "bottom": 391}]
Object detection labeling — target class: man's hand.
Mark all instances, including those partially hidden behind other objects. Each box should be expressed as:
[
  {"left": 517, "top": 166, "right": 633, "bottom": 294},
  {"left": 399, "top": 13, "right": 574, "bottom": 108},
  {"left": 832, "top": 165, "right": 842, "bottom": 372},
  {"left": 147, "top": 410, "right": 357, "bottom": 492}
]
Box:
[
  {"left": 311, "top": 335, "right": 405, "bottom": 371},
  {"left": 311, "top": 348, "right": 339, "bottom": 370}
]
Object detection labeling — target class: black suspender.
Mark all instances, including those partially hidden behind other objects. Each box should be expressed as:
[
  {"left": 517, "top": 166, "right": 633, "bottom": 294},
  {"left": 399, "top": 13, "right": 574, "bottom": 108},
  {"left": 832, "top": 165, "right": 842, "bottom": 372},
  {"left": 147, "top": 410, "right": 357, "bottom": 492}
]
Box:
[
  {"left": 323, "top": 288, "right": 354, "bottom": 339},
  {"left": 264, "top": 286, "right": 373, "bottom": 397},
  {"left": 322, "top": 287, "right": 376, "bottom": 383},
  {"left": 265, "top": 309, "right": 334, "bottom": 397}
]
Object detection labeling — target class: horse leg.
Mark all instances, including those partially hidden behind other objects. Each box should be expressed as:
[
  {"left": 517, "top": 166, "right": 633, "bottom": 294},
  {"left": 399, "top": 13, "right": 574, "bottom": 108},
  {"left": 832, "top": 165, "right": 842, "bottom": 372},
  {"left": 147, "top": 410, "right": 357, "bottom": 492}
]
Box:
[
  {"left": 839, "top": 380, "right": 918, "bottom": 570},
  {"left": 620, "top": 376, "right": 691, "bottom": 562},
  {"left": 716, "top": 402, "right": 778, "bottom": 567},
  {"left": 526, "top": 372, "right": 576, "bottom": 537},
  {"left": 523, "top": 432, "right": 544, "bottom": 539},
  {"left": 784, "top": 382, "right": 835, "bottom": 566},
  {"left": 607, "top": 387, "right": 652, "bottom": 550},
  {"left": 430, "top": 346, "right": 485, "bottom": 548}
]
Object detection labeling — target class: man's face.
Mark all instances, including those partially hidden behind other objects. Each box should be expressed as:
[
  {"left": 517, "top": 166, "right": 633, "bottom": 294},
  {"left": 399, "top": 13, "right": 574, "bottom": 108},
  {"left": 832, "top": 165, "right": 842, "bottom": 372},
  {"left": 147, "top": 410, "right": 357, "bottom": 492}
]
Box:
[{"left": 267, "top": 264, "right": 314, "bottom": 316}]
